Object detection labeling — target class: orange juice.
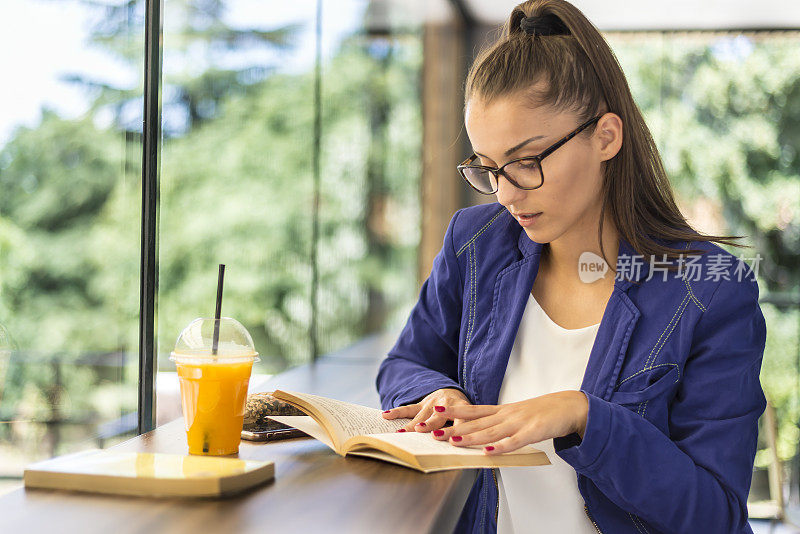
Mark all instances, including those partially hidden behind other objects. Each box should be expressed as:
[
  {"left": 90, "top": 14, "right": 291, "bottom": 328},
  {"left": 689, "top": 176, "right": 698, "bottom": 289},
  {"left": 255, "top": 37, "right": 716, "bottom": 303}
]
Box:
[{"left": 175, "top": 358, "right": 254, "bottom": 455}]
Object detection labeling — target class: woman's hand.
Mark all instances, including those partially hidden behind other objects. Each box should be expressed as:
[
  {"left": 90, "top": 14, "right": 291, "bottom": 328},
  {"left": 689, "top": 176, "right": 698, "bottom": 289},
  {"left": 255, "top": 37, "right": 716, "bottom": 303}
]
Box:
[
  {"left": 381, "top": 387, "right": 473, "bottom": 432},
  {"left": 430, "top": 391, "right": 589, "bottom": 454}
]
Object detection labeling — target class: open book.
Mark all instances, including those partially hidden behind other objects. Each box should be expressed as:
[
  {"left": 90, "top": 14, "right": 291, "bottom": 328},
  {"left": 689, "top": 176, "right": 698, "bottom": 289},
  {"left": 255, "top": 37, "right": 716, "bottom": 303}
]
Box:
[{"left": 267, "top": 390, "right": 550, "bottom": 474}]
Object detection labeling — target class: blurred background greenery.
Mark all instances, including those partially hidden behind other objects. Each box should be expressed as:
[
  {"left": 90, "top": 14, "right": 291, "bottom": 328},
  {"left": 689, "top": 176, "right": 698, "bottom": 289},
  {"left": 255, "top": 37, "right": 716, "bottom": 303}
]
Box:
[{"left": 0, "top": 0, "right": 797, "bottom": 513}]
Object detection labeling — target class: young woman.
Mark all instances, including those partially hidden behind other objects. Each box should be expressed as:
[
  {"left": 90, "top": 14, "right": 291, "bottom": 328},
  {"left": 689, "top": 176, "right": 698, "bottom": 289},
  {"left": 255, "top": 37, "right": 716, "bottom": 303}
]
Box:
[{"left": 376, "top": 1, "right": 766, "bottom": 533}]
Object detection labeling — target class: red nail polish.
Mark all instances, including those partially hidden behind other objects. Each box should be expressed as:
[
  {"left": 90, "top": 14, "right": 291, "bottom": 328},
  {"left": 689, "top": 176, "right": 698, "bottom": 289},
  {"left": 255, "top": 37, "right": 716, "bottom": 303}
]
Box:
[
  {"left": 383, "top": 410, "right": 391, "bottom": 413},
  {"left": 485, "top": 446, "right": 494, "bottom": 451},
  {"left": 397, "top": 428, "right": 406, "bottom": 432},
  {"left": 434, "top": 406, "right": 445, "bottom": 412},
  {"left": 433, "top": 430, "right": 444, "bottom": 436},
  {"left": 452, "top": 436, "right": 462, "bottom": 442},
  {"left": 417, "top": 422, "right": 426, "bottom": 427}
]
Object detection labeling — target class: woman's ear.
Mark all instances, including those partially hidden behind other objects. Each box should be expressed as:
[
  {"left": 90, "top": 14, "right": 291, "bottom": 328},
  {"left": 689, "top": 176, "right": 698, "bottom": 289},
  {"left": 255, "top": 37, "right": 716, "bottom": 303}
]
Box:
[{"left": 595, "top": 112, "right": 623, "bottom": 162}]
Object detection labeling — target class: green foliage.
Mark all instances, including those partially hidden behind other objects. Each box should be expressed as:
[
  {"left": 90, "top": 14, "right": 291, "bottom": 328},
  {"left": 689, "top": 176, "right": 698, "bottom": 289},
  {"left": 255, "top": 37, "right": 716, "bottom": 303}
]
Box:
[
  {"left": 155, "top": 35, "right": 423, "bottom": 371},
  {"left": 0, "top": 112, "right": 138, "bottom": 351},
  {"left": 610, "top": 34, "right": 800, "bottom": 462}
]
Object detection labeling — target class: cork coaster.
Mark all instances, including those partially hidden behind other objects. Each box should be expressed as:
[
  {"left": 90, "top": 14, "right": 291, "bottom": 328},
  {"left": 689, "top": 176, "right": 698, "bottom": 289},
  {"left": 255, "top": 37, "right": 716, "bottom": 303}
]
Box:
[{"left": 243, "top": 391, "right": 307, "bottom": 431}]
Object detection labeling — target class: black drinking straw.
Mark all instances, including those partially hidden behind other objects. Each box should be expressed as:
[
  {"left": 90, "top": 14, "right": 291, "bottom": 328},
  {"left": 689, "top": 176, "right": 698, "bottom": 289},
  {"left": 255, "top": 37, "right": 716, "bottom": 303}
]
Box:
[{"left": 212, "top": 264, "right": 225, "bottom": 356}]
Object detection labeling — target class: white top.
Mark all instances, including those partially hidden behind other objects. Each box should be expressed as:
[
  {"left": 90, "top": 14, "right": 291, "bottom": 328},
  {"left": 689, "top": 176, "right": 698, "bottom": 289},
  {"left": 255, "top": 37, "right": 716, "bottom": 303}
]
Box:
[{"left": 496, "top": 293, "right": 600, "bottom": 534}]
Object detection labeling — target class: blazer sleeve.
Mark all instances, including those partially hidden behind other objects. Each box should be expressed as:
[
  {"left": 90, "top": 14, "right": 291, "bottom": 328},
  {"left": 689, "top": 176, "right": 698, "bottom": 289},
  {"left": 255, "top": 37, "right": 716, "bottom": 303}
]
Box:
[
  {"left": 375, "top": 209, "right": 469, "bottom": 411},
  {"left": 554, "top": 273, "right": 767, "bottom": 533}
]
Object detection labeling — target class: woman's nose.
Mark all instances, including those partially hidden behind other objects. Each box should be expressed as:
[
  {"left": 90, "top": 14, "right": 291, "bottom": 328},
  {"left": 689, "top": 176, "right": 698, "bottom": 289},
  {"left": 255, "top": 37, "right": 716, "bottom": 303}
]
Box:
[{"left": 494, "top": 174, "right": 528, "bottom": 206}]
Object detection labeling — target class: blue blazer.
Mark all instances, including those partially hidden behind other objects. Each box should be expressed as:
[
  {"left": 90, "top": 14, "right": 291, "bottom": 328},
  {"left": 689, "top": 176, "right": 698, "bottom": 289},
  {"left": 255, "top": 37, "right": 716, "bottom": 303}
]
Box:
[{"left": 376, "top": 202, "right": 766, "bottom": 534}]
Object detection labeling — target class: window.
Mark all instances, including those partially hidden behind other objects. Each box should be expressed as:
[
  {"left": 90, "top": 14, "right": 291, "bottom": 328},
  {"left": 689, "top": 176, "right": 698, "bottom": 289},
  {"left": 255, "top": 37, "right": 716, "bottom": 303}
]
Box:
[{"left": 0, "top": 0, "right": 144, "bottom": 493}]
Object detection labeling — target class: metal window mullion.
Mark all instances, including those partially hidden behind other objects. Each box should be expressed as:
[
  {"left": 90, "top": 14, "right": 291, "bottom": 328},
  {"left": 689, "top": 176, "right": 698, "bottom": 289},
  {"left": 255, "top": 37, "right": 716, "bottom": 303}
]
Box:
[
  {"left": 138, "top": 0, "right": 162, "bottom": 435},
  {"left": 310, "top": 0, "right": 322, "bottom": 364}
]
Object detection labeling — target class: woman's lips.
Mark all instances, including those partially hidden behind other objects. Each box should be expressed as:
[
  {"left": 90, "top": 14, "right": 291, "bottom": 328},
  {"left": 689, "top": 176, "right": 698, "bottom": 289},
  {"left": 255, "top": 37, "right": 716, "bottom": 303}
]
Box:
[{"left": 513, "top": 212, "right": 542, "bottom": 227}]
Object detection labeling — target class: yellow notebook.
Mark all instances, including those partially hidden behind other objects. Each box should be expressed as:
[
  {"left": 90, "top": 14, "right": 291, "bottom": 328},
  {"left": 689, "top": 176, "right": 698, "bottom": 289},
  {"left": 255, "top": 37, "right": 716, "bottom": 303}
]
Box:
[{"left": 23, "top": 449, "right": 275, "bottom": 497}]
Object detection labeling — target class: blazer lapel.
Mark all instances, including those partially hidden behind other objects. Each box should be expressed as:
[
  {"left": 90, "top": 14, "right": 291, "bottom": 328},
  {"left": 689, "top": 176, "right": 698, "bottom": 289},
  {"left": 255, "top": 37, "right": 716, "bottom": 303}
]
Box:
[
  {"left": 474, "top": 231, "right": 542, "bottom": 405},
  {"left": 580, "top": 236, "right": 649, "bottom": 399},
  {"left": 580, "top": 289, "right": 640, "bottom": 399}
]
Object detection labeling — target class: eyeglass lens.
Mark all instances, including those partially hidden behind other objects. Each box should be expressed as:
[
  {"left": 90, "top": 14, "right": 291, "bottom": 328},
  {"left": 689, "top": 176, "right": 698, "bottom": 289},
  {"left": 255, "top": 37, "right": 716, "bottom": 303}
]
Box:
[{"left": 461, "top": 159, "right": 543, "bottom": 194}]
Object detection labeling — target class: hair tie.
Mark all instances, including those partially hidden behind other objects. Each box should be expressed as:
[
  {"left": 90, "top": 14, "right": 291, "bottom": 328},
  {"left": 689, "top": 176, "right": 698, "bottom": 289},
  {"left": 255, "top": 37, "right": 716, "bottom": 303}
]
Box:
[{"left": 519, "top": 14, "right": 570, "bottom": 36}]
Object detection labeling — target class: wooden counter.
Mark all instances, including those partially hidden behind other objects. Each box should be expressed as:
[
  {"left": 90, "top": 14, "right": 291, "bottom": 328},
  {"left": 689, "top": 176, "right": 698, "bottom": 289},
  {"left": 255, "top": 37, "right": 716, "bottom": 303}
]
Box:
[{"left": 0, "top": 333, "right": 477, "bottom": 534}]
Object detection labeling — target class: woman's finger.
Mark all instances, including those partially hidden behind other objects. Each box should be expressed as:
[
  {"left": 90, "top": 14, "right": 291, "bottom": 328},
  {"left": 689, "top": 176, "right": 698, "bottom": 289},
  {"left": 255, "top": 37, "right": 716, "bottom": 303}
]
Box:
[
  {"left": 448, "top": 420, "right": 512, "bottom": 447},
  {"left": 432, "top": 413, "right": 502, "bottom": 441},
  {"left": 482, "top": 434, "right": 527, "bottom": 455},
  {"left": 405, "top": 406, "right": 434, "bottom": 432},
  {"left": 447, "top": 414, "right": 503, "bottom": 440},
  {"left": 419, "top": 410, "right": 447, "bottom": 431},
  {"left": 436, "top": 404, "right": 499, "bottom": 420},
  {"left": 382, "top": 404, "right": 420, "bottom": 420}
]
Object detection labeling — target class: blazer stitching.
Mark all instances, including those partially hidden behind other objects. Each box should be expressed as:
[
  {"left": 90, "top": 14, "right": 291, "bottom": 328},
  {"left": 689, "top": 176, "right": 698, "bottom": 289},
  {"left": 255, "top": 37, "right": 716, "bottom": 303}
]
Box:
[
  {"left": 465, "top": 244, "right": 475, "bottom": 355},
  {"left": 643, "top": 293, "right": 690, "bottom": 370},
  {"left": 480, "top": 468, "right": 488, "bottom": 533},
  {"left": 636, "top": 514, "right": 650, "bottom": 533},
  {"left": 470, "top": 244, "right": 476, "bottom": 355},
  {"left": 628, "top": 512, "right": 646, "bottom": 533},
  {"left": 462, "top": 244, "right": 476, "bottom": 389},
  {"left": 643, "top": 293, "right": 688, "bottom": 369},
  {"left": 617, "top": 362, "right": 681, "bottom": 387},
  {"left": 455, "top": 207, "right": 505, "bottom": 257},
  {"left": 680, "top": 241, "right": 707, "bottom": 312},
  {"left": 630, "top": 512, "right": 650, "bottom": 533},
  {"left": 645, "top": 295, "right": 690, "bottom": 370},
  {"left": 452, "top": 211, "right": 465, "bottom": 387},
  {"left": 452, "top": 209, "right": 464, "bottom": 294},
  {"left": 684, "top": 278, "right": 706, "bottom": 311},
  {"left": 492, "top": 468, "right": 499, "bottom": 524}
]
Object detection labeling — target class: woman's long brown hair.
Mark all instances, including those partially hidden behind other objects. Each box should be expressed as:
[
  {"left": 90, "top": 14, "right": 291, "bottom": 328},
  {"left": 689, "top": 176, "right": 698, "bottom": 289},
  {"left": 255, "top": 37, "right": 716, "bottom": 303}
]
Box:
[{"left": 464, "top": 0, "right": 747, "bottom": 275}]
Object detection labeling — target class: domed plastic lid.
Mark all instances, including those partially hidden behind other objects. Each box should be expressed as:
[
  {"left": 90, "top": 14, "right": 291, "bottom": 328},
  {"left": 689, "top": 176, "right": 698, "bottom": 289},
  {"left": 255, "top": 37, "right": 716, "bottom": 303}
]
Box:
[{"left": 169, "top": 317, "right": 259, "bottom": 363}]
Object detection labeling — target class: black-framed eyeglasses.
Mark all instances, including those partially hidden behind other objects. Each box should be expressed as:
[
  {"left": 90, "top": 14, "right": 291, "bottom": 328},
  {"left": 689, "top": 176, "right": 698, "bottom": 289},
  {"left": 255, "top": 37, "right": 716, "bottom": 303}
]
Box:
[{"left": 457, "top": 115, "right": 602, "bottom": 195}]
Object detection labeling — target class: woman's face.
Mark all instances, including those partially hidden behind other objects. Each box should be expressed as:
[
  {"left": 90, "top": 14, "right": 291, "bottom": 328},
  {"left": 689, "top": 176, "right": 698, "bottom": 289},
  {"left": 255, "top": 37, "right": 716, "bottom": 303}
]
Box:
[{"left": 464, "top": 93, "right": 613, "bottom": 244}]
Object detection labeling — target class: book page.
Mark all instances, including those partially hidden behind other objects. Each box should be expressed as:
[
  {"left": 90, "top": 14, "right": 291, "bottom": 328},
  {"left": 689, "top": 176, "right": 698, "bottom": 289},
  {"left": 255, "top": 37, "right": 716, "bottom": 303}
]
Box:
[
  {"left": 266, "top": 415, "right": 335, "bottom": 450},
  {"left": 354, "top": 431, "right": 497, "bottom": 456},
  {"left": 273, "top": 390, "right": 410, "bottom": 448},
  {"left": 347, "top": 431, "right": 548, "bottom": 462}
]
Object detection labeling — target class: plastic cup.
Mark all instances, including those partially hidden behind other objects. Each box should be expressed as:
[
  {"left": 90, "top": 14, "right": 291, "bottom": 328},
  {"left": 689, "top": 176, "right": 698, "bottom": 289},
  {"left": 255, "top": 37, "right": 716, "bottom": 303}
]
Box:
[{"left": 170, "top": 317, "right": 260, "bottom": 455}]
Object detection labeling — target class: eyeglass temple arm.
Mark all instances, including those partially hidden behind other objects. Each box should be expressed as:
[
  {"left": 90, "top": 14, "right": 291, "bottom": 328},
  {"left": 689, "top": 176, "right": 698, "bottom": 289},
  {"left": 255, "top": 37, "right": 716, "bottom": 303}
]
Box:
[
  {"left": 458, "top": 154, "right": 479, "bottom": 166},
  {"left": 538, "top": 116, "right": 601, "bottom": 160}
]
